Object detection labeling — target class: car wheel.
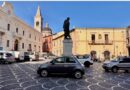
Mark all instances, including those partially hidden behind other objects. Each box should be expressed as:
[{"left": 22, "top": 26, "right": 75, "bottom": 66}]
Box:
[
  {"left": 84, "top": 62, "right": 90, "bottom": 67},
  {"left": 125, "top": 70, "right": 129, "bottom": 73},
  {"left": 105, "top": 69, "right": 109, "bottom": 72},
  {"left": 40, "top": 70, "right": 48, "bottom": 77},
  {"left": 74, "top": 71, "right": 83, "bottom": 79},
  {"left": 112, "top": 67, "right": 118, "bottom": 73}
]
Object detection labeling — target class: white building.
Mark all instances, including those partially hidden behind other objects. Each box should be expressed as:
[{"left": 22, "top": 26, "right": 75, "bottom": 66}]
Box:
[{"left": 0, "top": 2, "right": 44, "bottom": 54}]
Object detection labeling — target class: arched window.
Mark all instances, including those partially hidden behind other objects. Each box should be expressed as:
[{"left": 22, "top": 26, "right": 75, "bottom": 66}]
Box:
[{"left": 36, "top": 21, "right": 39, "bottom": 26}]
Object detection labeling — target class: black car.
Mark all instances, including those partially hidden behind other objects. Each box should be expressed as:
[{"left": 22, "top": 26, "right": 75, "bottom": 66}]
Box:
[{"left": 37, "top": 56, "right": 85, "bottom": 79}]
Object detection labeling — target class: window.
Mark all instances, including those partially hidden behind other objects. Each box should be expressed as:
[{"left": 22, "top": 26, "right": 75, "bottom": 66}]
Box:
[
  {"left": 7, "top": 24, "right": 10, "bottom": 31},
  {"left": 34, "top": 45, "right": 36, "bottom": 51},
  {"left": 28, "top": 44, "right": 32, "bottom": 51},
  {"left": 22, "top": 43, "right": 24, "bottom": 49},
  {"left": 6, "top": 53, "right": 12, "bottom": 57},
  {"left": 35, "top": 36, "right": 36, "bottom": 40},
  {"left": 36, "top": 21, "right": 39, "bottom": 26},
  {"left": 105, "top": 34, "right": 109, "bottom": 43},
  {"left": 65, "top": 57, "right": 76, "bottom": 63},
  {"left": 23, "top": 31, "right": 24, "bottom": 36},
  {"left": 121, "top": 58, "right": 130, "bottom": 63},
  {"left": 29, "top": 34, "right": 31, "bottom": 38},
  {"left": 91, "top": 34, "right": 95, "bottom": 43},
  {"left": 98, "top": 34, "right": 102, "bottom": 39},
  {"left": 54, "top": 57, "right": 65, "bottom": 63},
  {"left": 7, "top": 40, "right": 9, "bottom": 47},
  {"left": 0, "top": 53, "right": 4, "bottom": 58},
  {"left": 39, "top": 46, "right": 40, "bottom": 52},
  {"left": 16, "top": 28, "right": 18, "bottom": 33}
]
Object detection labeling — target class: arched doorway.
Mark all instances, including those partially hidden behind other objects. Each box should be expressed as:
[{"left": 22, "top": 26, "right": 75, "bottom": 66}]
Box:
[
  {"left": 104, "top": 50, "right": 110, "bottom": 60},
  {"left": 14, "top": 39, "right": 19, "bottom": 51},
  {"left": 90, "top": 50, "right": 97, "bottom": 61},
  {"left": 128, "top": 47, "right": 130, "bottom": 56}
]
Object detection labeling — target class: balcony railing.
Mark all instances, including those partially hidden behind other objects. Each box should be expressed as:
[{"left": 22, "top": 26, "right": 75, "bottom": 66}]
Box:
[
  {"left": 88, "top": 40, "right": 113, "bottom": 45},
  {"left": 12, "top": 32, "right": 22, "bottom": 40},
  {"left": 126, "top": 43, "right": 130, "bottom": 47},
  {"left": 0, "top": 27, "right": 6, "bottom": 35}
]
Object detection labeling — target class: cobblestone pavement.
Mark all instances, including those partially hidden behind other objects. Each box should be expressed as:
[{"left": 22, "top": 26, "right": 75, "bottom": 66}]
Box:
[{"left": 0, "top": 61, "right": 130, "bottom": 90}]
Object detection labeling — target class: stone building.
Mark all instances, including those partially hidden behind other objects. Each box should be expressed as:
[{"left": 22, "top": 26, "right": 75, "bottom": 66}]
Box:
[
  {"left": 42, "top": 34, "right": 52, "bottom": 53},
  {"left": 52, "top": 28, "right": 128, "bottom": 60},
  {"left": 0, "top": 2, "right": 43, "bottom": 54}
]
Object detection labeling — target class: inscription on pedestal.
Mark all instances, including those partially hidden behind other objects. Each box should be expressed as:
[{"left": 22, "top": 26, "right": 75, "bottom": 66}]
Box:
[{"left": 63, "top": 39, "right": 73, "bottom": 56}]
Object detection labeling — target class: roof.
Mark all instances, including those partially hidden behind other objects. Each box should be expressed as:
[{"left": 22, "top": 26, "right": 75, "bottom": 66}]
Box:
[
  {"left": 42, "top": 27, "right": 52, "bottom": 31},
  {"left": 75, "top": 27, "right": 126, "bottom": 30},
  {"left": 43, "top": 34, "right": 52, "bottom": 38},
  {"left": 52, "top": 29, "right": 75, "bottom": 40},
  {"left": 36, "top": 5, "right": 41, "bottom": 17},
  {"left": 42, "top": 23, "right": 52, "bottom": 31}
]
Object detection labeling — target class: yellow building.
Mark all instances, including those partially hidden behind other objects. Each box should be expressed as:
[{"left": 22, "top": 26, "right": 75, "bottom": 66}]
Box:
[{"left": 52, "top": 28, "right": 128, "bottom": 61}]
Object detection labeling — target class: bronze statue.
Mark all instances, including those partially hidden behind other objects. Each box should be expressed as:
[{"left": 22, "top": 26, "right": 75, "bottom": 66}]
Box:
[{"left": 63, "top": 17, "right": 71, "bottom": 39}]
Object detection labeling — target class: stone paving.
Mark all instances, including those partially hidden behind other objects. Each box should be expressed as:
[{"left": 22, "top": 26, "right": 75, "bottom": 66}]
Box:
[{"left": 0, "top": 61, "right": 130, "bottom": 90}]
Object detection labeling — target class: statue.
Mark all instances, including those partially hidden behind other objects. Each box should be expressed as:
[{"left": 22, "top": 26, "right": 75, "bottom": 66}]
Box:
[{"left": 63, "top": 17, "right": 71, "bottom": 39}]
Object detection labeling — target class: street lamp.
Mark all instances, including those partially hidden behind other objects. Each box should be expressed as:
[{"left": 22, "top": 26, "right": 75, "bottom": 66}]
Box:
[{"left": 116, "top": 46, "right": 118, "bottom": 56}]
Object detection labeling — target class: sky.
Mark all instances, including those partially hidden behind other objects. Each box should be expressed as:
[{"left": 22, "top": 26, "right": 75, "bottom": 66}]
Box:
[{"left": 1, "top": 1, "right": 130, "bottom": 33}]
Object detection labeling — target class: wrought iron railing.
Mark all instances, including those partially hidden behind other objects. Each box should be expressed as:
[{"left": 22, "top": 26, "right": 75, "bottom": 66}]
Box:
[{"left": 88, "top": 40, "right": 113, "bottom": 45}]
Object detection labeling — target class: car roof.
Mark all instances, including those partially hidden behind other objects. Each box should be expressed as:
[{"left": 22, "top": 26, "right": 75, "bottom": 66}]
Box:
[{"left": 58, "top": 56, "right": 74, "bottom": 58}]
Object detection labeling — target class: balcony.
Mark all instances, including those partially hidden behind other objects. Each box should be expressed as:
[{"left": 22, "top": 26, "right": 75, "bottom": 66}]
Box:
[
  {"left": 0, "top": 27, "right": 6, "bottom": 35},
  {"left": 88, "top": 40, "right": 113, "bottom": 45},
  {"left": 126, "top": 42, "right": 130, "bottom": 47},
  {"left": 12, "top": 32, "right": 22, "bottom": 40}
]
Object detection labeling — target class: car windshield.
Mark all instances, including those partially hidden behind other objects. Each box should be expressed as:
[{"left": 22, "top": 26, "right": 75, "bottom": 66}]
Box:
[
  {"left": 76, "top": 55, "right": 89, "bottom": 59},
  {"left": 111, "top": 59, "right": 118, "bottom": 62},
  {"left": 6, "top": 53, "right": 12, "bottom": 57}
]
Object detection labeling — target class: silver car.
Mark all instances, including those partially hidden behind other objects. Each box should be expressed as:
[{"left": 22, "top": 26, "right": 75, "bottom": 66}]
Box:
[{"left": 102, "top": 57, "right": 130, "bottom": 73}]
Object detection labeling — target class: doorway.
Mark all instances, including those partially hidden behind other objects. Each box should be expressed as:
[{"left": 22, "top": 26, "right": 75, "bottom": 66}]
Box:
[{"left": 14, "top": 39, "right": 19, "bottom": 51}]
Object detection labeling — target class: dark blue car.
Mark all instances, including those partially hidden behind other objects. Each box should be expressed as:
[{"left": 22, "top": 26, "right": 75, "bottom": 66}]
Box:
[{"left": 37, "top": 56, "right": 85, "bottom": 79}]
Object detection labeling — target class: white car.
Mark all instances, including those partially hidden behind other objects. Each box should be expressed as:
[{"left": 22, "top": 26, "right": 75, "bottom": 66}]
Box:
[
  {"left": 0, "top": 51, "right": 15, "bottom": 64},
  {"left": 75, "top": 55, "right": 93, "bottom": 67}
]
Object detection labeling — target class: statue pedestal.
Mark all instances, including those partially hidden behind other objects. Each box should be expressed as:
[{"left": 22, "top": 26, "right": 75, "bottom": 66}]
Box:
[{"left": 63, "top": 39, "right": 73, "bottom": 56}]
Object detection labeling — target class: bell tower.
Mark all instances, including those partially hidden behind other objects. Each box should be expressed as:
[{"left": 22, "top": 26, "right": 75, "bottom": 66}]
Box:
[{"left": 34, "top": 6, "right": 43, "bottom": 32}]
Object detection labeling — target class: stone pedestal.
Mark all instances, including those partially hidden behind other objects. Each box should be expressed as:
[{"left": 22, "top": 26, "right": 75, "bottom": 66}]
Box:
[{"left": 63, "top": 39, "right": 73, "bottom": 56}]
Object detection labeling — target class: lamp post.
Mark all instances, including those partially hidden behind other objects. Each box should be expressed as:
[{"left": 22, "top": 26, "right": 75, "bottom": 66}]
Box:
[{"left": 116, "top": 46, "right": 118, "bottom": 56}]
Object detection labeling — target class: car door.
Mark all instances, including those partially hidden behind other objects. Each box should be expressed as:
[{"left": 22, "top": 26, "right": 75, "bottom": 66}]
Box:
[
  {"left": 127, "top": 58, "right": 130, "bottom": 69},
  {"left": 48, "top": 57, "right": 66, "bottom": 74},
  {"left": 64, "top": 56, "right": 76, "bottom": 73},
  {"left": 118, "top": 58, "right": 129, "bottom": 69}
]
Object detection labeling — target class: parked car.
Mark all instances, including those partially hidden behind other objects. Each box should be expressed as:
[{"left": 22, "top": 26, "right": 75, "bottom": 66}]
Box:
[
  {"left": 37, "top": 56, "right": 85, "bottom": 79},
  {"left": 75, "top": 55, "right": 93, "bottom": 67},
  {"left": 102, "top": 56, "right": 130, "bottom": 73},
  {"left": 0, "top": 51, "right": 15, "bottom": 64},
  {"left": 38, "top": 53, "right": 45, "bottom": 61}
]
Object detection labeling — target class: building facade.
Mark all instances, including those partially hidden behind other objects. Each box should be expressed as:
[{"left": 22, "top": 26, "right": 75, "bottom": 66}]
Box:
[
  {"left": 52, "top": 28, "right": 128, "bottom": 60},
  {"left": 126, "top": 26, "right": 130, "bottom": 56},
  {"left": 0, "top": 2, "right": 43, "bottom": 54},
  {"left": 42, "top": 35, "right": 52, "bottom": 53}
]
